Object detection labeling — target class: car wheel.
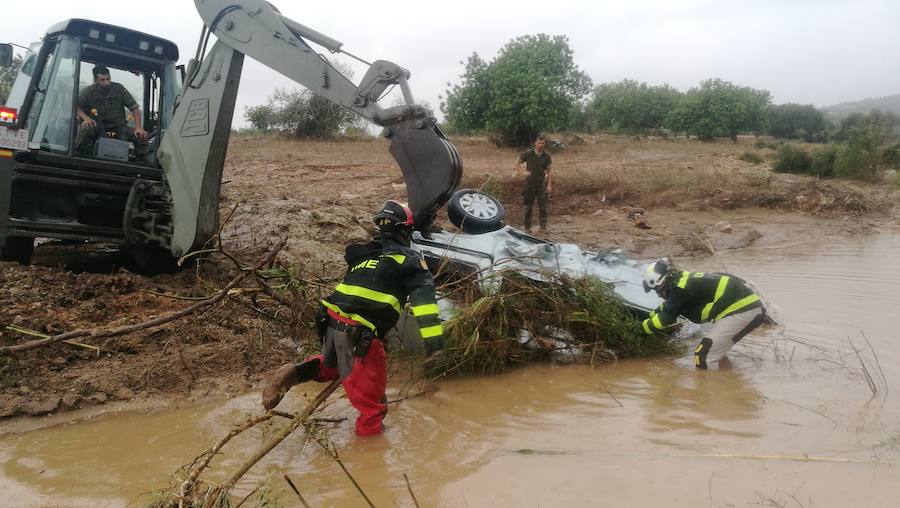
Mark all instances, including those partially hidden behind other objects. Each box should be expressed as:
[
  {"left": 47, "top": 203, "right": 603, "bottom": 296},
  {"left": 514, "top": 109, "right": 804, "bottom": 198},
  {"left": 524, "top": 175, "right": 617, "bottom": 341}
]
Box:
[
  {"left": 0, "top": 236, "right": 34, "bottom": 265},
  {"left": 129, "top": 244, "right": 179, "bottom": 275},
  {"left": 447, "top": 189, "right": 505, "bottom": 234}
]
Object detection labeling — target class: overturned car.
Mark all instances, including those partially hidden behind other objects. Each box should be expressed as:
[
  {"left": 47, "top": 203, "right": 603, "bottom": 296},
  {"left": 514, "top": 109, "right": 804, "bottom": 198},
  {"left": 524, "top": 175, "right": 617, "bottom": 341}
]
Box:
[{"left": 390, "top": 189, "right": 663, "bottom": 351}]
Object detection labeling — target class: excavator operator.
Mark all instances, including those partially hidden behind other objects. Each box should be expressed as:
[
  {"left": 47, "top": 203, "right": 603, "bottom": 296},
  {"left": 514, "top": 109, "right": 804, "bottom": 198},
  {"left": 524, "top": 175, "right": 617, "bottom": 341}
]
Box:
[
  {"left": 75, "top": 65, "right": 149, "bottom": 162},
  {"left": 262, "top": 200, "right": 445, "bottom": 435},
  {"left": 640, "top": 259, "right": 767, "bottom": 369}
]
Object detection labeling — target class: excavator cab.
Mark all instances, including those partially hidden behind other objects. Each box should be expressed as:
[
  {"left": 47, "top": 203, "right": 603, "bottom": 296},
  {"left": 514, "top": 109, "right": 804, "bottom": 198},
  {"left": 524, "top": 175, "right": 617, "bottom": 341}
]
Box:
[
  {"left": 0, "top": 20, "right": 180, "bottom": 266},
  {"left": 1, "top": 1, "right": 462, "bottom": 270}
]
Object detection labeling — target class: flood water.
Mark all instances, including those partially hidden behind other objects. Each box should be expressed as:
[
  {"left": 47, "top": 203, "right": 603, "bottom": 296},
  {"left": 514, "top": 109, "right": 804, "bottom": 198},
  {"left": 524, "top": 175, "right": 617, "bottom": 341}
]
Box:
[{"left": 2, "top": 233, "right": 899, "bottom": 507}]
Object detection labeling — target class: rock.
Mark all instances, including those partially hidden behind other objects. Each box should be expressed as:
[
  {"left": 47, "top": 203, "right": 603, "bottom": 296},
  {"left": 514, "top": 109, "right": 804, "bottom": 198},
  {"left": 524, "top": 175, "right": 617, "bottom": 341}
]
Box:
[
  {"left": 620, "top": 206, "right": 646, "bottom": 219},
  {"left": 18, "top": 386, "right": 32, "bottom": 396},
  {"left": 715, "top": 222, "right": 733, "bottom": 234},
  {"left": 115, "top": 387, "right": 135, "bottom": 401},
  {"left": 632, "top": 213, "right": 651, "bottom": 229},
  {"left": 0, "top": 395, "right": 24, "bottom": 418},
  {"left": 22, "top": 396, "right": 61, "bottom": 416},
  {"left": 338, "top": 191, "right": 360, "bottom": 201},
  {"left": 87, "top": 392, "right": 108, "bottom": 404}
]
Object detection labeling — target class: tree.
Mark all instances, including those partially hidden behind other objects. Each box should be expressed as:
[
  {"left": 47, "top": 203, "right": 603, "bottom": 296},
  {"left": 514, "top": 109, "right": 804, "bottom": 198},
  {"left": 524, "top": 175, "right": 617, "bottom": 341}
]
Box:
[
  {"left": 832, "top": 110, "right": 897, "bottom": 143},
  {"left": 586, "top": 79, "right": 681, "bottom": 133},
  {"left": 243, "top": 61, "right": 361, "bottom": 138},
  {"left": 442, "top": 34, "right": 592, "bottom": 146},
  {"left": 767, "top": 103, "right": 826, "bottom": 141},
  {"left": 666, "top": 78, "right": 771, "bottom": 141},
  {"left": 0, "top": 54, "right": 24, "bottom": 105}
]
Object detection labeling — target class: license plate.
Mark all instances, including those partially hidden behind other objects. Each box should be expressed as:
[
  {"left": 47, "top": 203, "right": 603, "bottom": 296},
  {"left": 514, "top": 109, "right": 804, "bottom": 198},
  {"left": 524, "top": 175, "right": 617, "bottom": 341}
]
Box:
[{"left": 0, "top": 126, "right": 28, "bottom": 151}]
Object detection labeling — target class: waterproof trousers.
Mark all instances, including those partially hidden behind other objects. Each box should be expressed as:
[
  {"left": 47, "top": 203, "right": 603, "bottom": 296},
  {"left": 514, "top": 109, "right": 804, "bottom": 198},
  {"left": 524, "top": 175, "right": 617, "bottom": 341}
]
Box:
[
  {"left": 306, "top": 338, "right": 388, "bottom": 436},
  {"left": 694, "top": 307, "right": 765, "bottom": 368}
]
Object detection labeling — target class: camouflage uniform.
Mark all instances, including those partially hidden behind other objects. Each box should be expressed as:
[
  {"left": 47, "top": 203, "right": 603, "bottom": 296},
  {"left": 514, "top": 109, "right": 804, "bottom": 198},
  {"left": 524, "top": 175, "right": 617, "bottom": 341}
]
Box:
[
  {"left": 519, "top": 148, "right": 552, "bottom": 230},
  {"left": 75, "top": 82, "right": 147, "bottom": 161}
]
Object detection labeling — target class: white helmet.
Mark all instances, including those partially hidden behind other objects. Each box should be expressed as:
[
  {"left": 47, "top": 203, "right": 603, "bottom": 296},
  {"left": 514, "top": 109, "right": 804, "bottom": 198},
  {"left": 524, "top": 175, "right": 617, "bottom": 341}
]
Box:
[{"left": 642, "top": 259, "right": 673, "bottom": 293}]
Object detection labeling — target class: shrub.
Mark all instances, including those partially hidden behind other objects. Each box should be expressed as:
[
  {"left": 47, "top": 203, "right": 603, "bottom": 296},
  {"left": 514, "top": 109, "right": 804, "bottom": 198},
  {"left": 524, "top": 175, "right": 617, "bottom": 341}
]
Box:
[
  {"left": 882, "top": 142, "right": 900, "bottom": 168},
  {"left": 809, "top": 145, "right": 839, "bottom": 177},
  {"left": 738, "top": 151, "right": 764, "bottom": 165},
  {"left": 773, "top": 144, "right": 811, "bottom": 174},
  {"left": 834, "top": 128, "right": 881, "bottom": 180}
]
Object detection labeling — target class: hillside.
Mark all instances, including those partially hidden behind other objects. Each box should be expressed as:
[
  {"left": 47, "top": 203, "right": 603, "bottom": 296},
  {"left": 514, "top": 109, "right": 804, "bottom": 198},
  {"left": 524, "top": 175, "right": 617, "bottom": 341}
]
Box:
[{"left": 822, "top": 93, "right": 900, "bottom": 121}]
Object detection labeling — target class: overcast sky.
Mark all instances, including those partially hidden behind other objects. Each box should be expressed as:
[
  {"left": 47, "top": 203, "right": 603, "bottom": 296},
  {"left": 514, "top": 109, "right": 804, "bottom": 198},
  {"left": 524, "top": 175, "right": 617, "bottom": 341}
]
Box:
[{"left": 7, "top": 0, "right": 899, "bottom": 127}]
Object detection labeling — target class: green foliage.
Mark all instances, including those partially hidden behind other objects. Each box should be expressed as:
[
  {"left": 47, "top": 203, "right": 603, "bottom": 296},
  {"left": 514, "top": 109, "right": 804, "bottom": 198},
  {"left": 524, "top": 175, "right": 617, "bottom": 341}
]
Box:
[
  {"left": 832, "top": 110, "right": 898, "bottom": 143},
  {"left": 809, "top": 145, "right": 839, "bottom": 177},
  {"left": 738, "top": 151, "right": 764, "bottom": 165},
  {"left": 882, "top": 142, "right": 900, "bottom": 168},
  {"left": 0, "top": 54, "right": 23, "bottom": 105},
  {"left": 442, "top": 34, "right": 592, "bottom": 146},
  {"left": 586, "top": 79, "right": 682, "bottom": 133},
  {"left": 773, "top": 144, "right": 811, "bottom": 174},
  {"left": 244, "top": 88, "right": 360, "bottom": 138},
  {"left": 666, "top": 78, "right": 771, "bottom": 141},
  {"left": 834, "top": 126, "right": 882, "bottom": 180},
  {"left": 767, "top": 103, "right": 826, "bottom": 141}
]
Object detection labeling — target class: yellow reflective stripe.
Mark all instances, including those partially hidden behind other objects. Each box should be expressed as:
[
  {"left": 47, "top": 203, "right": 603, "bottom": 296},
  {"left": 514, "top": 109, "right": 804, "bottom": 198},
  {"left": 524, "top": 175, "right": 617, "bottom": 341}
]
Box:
[
  {"left": 651, "top": 314, "right": 664, "bottom": 331},
  {"left": 701, "top": 276, "right": 730, "bottom": 321},
  {"left": 642, "top": 320, "right": 653, "bottom": 334},
  {"left": 715, "top": 294, "right": 761, "bottom": 321},
  {"left": 382, "top": 254, "right": 406, "bottom": 264},
  {"left": 677, "top": 271, "right": 690, "bottom": 289},
  {"left": 319, "top": 300, "right": 377, "bottom": 332},
  {"left": 335, "top": 283, "right": 402, "bottom": 313},
  {"left": 419, "top": 324, "right": 444, "bottom": 339},
  {"left": 412, "top": 303, "right": 440, "bottom": 316}
]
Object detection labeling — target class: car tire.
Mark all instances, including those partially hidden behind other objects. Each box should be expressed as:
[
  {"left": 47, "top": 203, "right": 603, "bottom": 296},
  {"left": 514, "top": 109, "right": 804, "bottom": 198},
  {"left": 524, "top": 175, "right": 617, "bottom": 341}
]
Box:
[
  {"left": 447, "top": 189, "right": 505, "bottom": 234},
  {"left": 129, "top": 244, "right": 179, "bottom": 275},
  {"left": 0, "top": 236, "right": 34, "bottom": 265}
]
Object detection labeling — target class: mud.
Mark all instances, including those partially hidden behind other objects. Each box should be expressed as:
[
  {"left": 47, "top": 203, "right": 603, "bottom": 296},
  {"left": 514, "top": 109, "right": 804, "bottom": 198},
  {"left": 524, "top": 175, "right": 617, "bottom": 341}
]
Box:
[{"left": 0, "top": 135, "right": 899, "bottom": 506}]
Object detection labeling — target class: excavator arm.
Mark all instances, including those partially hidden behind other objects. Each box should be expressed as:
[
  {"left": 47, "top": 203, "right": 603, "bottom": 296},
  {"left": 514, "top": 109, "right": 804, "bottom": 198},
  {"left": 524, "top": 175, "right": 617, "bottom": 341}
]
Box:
[{"left": 158, "top": 0, "right": 461, "bottom": 257}]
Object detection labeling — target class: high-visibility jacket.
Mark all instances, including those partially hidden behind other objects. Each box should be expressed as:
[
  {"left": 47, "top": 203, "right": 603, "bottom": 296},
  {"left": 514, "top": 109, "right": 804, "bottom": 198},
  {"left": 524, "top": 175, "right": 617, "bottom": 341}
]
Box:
[
  {"left": 641, "top": 271, "right": 762, "bottom": 335},
  {"left": 321, "top": 236, "right": 444, "bottom": 350}
]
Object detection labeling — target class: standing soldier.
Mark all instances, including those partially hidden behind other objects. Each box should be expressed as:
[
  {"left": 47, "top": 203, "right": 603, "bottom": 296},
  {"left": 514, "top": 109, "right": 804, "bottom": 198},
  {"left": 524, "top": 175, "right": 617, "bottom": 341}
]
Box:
[
  {"left": 75, "top": 66, "right": 149, "bottom": 162},
  {"left": 262, "top": 200, "right": 444, "bottom": 436},
  {"left": 640, "top": 259, "right": 768, "bottom": 369},
  {"left": 516, "top": 134, "right": 553, "bottom": 234}
]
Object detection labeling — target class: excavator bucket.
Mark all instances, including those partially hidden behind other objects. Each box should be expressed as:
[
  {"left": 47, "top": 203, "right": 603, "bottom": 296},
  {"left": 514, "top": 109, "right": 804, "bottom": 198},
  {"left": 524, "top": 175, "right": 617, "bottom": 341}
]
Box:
[{"left": 387, "top": 118, "right": 462, "bottom": 231}]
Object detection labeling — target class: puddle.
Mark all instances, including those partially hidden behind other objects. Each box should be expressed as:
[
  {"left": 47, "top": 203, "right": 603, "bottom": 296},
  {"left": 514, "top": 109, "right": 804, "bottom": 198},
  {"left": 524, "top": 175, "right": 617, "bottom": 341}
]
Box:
[{"left": 2, "top": 233, "right": 899, "bottom": 507}]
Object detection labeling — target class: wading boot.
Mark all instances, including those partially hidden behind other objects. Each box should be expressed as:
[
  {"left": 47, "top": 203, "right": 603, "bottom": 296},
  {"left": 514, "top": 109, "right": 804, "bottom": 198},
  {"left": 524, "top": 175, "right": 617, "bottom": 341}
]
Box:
[{"left": 261, "top": 358, "right": 320, "bottom": 410}]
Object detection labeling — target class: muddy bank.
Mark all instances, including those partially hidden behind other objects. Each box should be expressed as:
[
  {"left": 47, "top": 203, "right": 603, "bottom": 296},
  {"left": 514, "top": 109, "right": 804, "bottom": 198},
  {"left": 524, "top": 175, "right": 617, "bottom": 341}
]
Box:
[{"left": 1, "top": 135, "right": 898, "bottom": 420}]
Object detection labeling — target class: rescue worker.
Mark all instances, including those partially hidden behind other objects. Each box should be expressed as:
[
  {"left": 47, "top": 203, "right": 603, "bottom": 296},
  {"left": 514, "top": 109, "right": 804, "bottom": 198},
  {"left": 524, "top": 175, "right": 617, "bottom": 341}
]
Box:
[
  {"left": 75, "top": 66, "right": 149, "bottom": 162},
  {"left": 640, "top": 259, "right": 766, "bottom": 369},
  {"left": 516, "top": 134, "right": 553, "bottom": 234},
  {"left": 261, "top": 200, "right": 445, "bottom": 435}
]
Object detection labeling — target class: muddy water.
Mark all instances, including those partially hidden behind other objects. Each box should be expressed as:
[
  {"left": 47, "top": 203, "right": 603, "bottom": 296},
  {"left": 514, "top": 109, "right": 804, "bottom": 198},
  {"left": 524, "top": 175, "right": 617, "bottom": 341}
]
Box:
[{"left": 2, "top": 233, "right": 899, "bottom": 507}]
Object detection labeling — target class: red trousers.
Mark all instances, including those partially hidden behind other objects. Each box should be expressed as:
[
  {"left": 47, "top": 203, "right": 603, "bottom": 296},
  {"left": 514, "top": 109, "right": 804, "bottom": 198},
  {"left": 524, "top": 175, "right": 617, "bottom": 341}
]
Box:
[{"left": 307, "top": 339, "right": 387, "bottom": 436}]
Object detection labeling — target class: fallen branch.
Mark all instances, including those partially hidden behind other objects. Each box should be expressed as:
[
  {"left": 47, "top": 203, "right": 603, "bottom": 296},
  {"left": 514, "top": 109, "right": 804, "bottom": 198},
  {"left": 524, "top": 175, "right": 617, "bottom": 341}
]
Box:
[
  {"left": 404, "top": 473, "right": 421, "bottom": 508},
  {"left": 0, "top": 239, "right": 286, "bottom": 355},
  {"left": 284, "top": 474, "right": 311, "bottom": 508},
  {"left": 315, "top": 436, "right": 376, "bottom": 508},
  {"left": 218, "top": 379, "right": 341, "bottom": 494}
]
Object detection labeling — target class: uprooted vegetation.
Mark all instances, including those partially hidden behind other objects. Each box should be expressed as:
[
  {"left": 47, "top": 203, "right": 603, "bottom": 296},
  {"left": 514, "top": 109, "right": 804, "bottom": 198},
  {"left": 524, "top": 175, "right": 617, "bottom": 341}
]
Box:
[{"left": 423, "top": 272, "right": 679, "bottom": 378}]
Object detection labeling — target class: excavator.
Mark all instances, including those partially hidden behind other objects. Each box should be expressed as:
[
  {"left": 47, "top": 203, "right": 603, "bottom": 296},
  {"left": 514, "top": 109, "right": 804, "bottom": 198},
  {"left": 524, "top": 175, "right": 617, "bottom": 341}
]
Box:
[{"left": 0, "top": 0, "right": 461, "bottom": 271}]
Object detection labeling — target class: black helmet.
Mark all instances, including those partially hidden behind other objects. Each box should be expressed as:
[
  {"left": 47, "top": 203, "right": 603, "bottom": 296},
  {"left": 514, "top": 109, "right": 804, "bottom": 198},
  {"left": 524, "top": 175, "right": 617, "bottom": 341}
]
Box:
[{"left": 373, "top": 200, "right": 414, "bottom": 232}]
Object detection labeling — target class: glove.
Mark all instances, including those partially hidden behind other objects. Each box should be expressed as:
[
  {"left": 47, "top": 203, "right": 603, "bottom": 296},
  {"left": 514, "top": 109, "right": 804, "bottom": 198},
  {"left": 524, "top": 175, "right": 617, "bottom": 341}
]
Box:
[
  {"left": 315, "top": 304, "right": 329, "bottom": 341},
  {"left": 423, "top": 336, "right": 443, "bottom": 355}
]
